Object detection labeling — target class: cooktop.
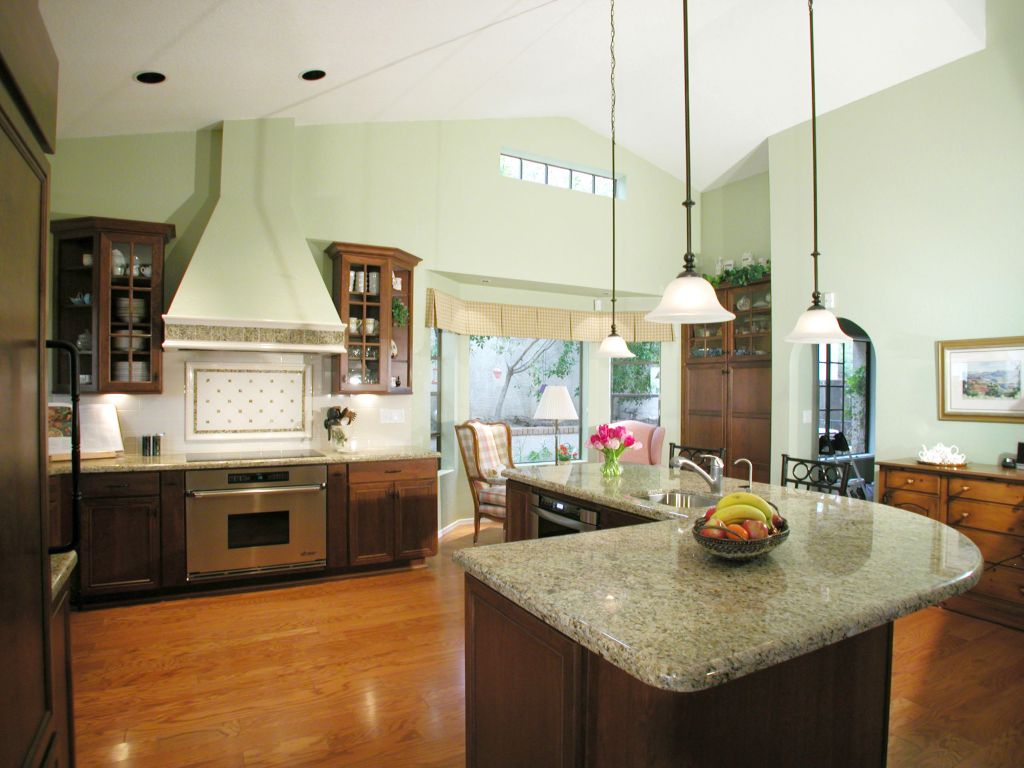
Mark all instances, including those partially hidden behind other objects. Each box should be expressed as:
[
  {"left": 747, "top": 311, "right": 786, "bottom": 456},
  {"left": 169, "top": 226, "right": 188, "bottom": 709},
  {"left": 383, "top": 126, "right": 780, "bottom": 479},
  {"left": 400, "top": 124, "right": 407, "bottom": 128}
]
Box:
[{"left": 184, "top": 449, "right": 325, "bottom": 463}]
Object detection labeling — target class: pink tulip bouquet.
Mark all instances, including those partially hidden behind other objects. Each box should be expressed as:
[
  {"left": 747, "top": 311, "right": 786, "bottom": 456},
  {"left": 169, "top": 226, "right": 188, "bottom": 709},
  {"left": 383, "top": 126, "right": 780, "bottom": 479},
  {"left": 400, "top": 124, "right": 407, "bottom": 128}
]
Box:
[{"left": 589, "top": 424, "right": 643, "bottom": 477}]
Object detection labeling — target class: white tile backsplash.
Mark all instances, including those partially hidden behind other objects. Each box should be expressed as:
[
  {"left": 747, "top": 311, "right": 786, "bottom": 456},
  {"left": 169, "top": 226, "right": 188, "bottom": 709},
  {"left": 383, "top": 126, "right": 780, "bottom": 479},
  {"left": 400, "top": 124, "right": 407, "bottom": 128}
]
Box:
[{"left": 51, "top": 350, "right": 416, "bottom": 455}]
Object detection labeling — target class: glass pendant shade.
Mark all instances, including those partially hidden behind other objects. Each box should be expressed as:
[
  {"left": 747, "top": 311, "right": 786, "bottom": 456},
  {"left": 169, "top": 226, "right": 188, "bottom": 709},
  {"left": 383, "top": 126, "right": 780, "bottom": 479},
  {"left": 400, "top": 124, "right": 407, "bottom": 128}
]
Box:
[
  {"left": 785, "top": 305, "right": 852, "bottom": 344},
  {"left": 645, "top": 273, "right": 735, "bottom": 324},
  {"left": 596, "top": 331, "right": 634, "bottom": 358}
]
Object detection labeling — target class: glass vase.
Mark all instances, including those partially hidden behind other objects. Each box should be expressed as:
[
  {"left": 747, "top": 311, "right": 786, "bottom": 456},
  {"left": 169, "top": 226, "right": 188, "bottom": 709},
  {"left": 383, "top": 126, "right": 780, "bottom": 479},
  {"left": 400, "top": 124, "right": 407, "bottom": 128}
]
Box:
[{"left": 600, "top": 453, "right": 623, "bottom": 478}]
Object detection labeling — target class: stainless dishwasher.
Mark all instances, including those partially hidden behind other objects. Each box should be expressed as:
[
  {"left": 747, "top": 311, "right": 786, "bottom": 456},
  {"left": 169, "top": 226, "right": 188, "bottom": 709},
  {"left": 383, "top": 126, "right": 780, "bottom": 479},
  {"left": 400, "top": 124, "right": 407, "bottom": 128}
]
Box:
[{"left": 185, "top": 465, "right": 326, "bottom": 581}]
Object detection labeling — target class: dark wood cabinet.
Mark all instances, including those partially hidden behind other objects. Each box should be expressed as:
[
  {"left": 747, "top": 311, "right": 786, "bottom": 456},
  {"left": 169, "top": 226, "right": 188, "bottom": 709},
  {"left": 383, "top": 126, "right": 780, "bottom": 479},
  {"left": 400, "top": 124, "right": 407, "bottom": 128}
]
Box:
[
  {"left": 49, "top": 581, "right": 74, "bottom": 768},
  {"left": 348, "top": 459, "right": 438, "bottom": 565},
  {"left": 326, "top": 242, "right": 421, "bottom": 395},
  {"left": 506, "top": 482, "right": 531, "bottom": 542},
  {"left": 79, "top": 472, "right": 162, "bottom": 597},
  {"left": 50, "top": 217, "right": 175, "bottom": 394},
  {"left": 682, "top": 278, "right": 771, "bottom": 482},
  {"left": 349, "top": 481, "right": 397, "bottom": 566},
  {"left": 465, "top": 576, "right": 585, "bottom": 768},
  {"left": 326, "top": 463, "right": 349, "bottom": 569}
]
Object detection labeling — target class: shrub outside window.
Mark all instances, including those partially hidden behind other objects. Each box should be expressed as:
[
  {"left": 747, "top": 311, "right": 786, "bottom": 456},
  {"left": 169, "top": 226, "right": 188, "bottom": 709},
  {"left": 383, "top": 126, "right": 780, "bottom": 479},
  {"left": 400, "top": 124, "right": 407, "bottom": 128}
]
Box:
[{"left": 610, "top": 342, "right": 661, "bottom": 425}]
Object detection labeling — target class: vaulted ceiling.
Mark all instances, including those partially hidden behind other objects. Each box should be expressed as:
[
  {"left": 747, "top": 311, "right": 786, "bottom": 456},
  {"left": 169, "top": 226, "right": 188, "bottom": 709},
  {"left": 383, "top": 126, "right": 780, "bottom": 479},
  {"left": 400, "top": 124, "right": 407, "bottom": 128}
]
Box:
[{"left": 41, "top": 0, "right": 985, "bottom": 188}]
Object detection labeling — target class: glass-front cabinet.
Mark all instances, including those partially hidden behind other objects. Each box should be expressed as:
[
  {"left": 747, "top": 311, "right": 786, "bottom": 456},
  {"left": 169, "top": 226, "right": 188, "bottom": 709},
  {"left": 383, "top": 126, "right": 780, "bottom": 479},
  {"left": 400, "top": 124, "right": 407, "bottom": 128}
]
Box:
[
  {"left": 684, "top": 277, "right": 771, "bottom": 363},
  {"left": 51, "top": 217, "right": 175, "bottom": 394},
  {"left": 326, "top": 242, "right": 421, "bottom": 395}
]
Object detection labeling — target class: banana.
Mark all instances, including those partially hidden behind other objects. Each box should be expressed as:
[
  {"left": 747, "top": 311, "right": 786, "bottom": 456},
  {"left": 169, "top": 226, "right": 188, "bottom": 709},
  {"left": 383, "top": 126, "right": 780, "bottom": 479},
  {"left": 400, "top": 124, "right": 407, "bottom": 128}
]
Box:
[
  {"left": 715, "top": 491, "right": 774, "bottom": 520},
  {"left": 710, "top": 503, "right": 768, "bottom": 526}
]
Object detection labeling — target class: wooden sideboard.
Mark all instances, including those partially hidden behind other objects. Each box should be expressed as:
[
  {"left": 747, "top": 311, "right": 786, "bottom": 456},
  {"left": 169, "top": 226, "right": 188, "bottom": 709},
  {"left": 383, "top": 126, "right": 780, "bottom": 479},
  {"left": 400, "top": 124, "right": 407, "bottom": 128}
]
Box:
[{"left": 877, "top": 459, "right": 1024, "bottom": 631}]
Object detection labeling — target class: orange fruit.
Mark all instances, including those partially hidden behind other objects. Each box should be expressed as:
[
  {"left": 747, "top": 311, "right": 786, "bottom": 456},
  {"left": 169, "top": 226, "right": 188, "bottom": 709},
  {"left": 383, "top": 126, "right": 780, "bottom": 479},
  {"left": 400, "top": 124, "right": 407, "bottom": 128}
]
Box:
[{"left": 726, "top": 524, "right": 750, "bottom": 540}]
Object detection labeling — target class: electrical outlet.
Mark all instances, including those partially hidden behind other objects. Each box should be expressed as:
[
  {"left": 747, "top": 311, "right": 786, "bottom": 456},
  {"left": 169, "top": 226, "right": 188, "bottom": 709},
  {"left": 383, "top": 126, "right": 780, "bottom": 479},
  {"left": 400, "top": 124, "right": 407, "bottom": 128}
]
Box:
[{"left": 379, "top": 408, "right": 405, "bottom": 424}]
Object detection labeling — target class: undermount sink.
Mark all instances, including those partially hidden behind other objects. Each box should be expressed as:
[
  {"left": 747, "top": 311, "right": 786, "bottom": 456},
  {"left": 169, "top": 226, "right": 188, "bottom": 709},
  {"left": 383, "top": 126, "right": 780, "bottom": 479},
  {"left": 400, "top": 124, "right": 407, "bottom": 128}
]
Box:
[{"left": 634, "top": 490, "right": 720, "bottom": 510}]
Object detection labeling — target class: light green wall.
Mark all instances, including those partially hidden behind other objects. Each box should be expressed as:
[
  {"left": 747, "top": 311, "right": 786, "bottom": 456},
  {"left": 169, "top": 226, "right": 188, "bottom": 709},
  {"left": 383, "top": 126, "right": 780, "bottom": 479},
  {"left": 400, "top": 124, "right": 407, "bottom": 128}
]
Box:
[
  {"left": 700, "top": 172, "right": 771, "bottom": 268},
  {"left": 769, "top": 0, "right": 1024, "bottom": 474}
]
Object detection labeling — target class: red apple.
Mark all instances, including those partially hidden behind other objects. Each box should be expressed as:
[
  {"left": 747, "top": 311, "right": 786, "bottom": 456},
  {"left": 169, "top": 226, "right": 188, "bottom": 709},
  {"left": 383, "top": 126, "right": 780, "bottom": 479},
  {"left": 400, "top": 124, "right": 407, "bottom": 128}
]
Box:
[
  {"left": 741, "top": 519, "right": 770, "bottom": 540},
  {"left": 771, "top": 511, "right": 785, "bottom": 530},
  {"left": 703, "top": 506, "right": 716, "bottom": 521},
  {"left": 700, "top": 526, "right": 728, "bottom": 540}
]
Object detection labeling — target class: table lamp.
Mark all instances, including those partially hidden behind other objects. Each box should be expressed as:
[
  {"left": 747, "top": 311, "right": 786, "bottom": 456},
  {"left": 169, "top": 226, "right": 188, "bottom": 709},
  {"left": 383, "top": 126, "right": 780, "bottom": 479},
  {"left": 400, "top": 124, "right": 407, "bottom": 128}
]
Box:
[{"left": 534, "top": 385, "right": 578, "bottom": 465}]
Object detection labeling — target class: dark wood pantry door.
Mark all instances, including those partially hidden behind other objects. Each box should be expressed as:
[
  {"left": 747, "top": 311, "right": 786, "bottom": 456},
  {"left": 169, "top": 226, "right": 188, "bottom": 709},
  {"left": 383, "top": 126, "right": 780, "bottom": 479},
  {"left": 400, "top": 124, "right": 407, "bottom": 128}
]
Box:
[{"left": 0, "top": 1, "right": 59, "bottom": 764}]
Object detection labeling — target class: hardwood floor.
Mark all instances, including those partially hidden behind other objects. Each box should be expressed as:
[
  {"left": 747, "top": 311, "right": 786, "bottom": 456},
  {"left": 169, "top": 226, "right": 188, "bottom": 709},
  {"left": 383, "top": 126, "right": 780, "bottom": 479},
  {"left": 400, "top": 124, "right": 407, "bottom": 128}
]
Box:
[{"left": 71, "top": 523, "right": 1022, "bottom": 767}]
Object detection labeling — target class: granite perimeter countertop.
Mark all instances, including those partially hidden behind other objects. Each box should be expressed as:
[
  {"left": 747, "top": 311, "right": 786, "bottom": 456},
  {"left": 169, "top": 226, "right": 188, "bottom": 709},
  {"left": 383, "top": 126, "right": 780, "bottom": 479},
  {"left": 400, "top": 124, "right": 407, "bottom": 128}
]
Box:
[
  {"left": 48, "top": 446, "right": 440, "bottom": 475},
  {"left": 50, "top": 551, "right": 77, "bottom": 600},
  {"left": 455, "top": 463, "right": 983, "bottom": 693}
]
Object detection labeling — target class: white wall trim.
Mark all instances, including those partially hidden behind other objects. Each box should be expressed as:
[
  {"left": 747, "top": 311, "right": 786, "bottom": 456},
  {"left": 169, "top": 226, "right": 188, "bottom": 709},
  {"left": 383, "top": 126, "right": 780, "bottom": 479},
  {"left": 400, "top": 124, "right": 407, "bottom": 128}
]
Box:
[{"left": 439, "top": 517, "right": 476, "bottom": 538}]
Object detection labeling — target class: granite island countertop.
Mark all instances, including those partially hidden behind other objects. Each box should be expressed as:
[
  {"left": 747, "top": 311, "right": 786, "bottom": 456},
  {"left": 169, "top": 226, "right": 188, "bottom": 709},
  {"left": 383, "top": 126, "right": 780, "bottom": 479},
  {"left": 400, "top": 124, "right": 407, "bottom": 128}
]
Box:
[
  {"left": 48, "top": 446, "right": 440, "bottom": 475},
  {"left": 50, "top": 551, "right": 77, "bottom": 600},
  {"left": 454, "top": 463, "right": 983, "bottom": 693}
]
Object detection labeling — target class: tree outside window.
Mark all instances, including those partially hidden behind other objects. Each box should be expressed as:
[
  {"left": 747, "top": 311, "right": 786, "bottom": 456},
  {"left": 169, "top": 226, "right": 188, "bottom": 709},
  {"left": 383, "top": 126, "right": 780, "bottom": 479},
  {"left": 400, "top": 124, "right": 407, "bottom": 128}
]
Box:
[
  {"left": 611, "top": 342, "right": 661, "bottom": 425},
  {"left": 817, "top": 337, "right": 871, "bottom": 454},
  {"left": 468, "top": 336, "right": 582, "bottom": 464}
]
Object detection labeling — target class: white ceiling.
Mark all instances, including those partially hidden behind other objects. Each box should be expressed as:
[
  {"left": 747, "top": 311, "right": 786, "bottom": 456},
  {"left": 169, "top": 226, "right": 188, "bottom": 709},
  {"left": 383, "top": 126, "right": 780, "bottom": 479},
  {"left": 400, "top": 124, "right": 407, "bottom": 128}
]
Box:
[{"left": 41, "top": 0, "right": 985, "bottom": 189}]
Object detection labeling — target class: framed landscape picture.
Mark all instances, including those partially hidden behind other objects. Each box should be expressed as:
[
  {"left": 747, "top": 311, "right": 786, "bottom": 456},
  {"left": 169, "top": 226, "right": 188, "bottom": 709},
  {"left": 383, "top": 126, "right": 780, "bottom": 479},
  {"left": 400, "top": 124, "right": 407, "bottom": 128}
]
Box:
[{"left": 937, "top": 336, "right": 1024, "bottom": 422}]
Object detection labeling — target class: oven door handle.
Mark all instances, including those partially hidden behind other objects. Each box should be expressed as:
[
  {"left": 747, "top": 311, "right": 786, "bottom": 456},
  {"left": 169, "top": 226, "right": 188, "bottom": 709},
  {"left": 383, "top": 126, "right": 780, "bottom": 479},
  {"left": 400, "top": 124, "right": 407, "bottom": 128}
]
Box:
[
  {"left": 530, "top": 505, "right": 594, "bottom": 532},
  {"left": 187, "top": 483, "right": 326, "bottom": 498}
]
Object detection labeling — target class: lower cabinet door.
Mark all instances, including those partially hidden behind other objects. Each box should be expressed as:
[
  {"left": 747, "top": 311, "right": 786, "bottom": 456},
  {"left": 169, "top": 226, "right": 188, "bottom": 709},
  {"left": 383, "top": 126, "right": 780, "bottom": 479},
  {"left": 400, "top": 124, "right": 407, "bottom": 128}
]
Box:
[
  {"left": 394, "top": 477, "right": 438, "bottom": 560},
  {"left": 348, "top": 481, "right": 395, "bottom": 566},
  {"left": 80, "top": 497, "right": 161, "bottom": 594},
  {"left": 882, "top": 488, "right": 940, "bottom": 520}
]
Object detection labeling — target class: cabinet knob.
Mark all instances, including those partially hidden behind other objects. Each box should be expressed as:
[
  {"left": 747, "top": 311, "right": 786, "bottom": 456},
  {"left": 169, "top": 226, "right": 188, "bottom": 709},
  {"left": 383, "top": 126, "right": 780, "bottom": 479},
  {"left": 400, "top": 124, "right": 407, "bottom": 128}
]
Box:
[
  {"left": 959, "top": 485, "right": 970, "bottom": 492},
  {"left": 956, "top": 512, "right": 969, "bottom": 524},
  {"left": 905, "top": 478, "right": 914, "bottom": 485}
]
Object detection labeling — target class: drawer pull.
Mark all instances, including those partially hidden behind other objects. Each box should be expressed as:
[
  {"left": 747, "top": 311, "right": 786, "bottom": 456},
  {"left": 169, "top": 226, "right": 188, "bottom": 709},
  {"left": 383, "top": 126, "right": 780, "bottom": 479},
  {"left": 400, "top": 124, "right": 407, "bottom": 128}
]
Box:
[
  {"left": 384, "top": 469, "right": 401, "bottom": 474},
  {"left": 956, "top": 512, "right": 970, "bottom": 524},
  {"left": 905, "top": 478, "right": 914, "bottom": 484},
  {"left": 959, "top": 486, "right": 971, "bottom": 493}
]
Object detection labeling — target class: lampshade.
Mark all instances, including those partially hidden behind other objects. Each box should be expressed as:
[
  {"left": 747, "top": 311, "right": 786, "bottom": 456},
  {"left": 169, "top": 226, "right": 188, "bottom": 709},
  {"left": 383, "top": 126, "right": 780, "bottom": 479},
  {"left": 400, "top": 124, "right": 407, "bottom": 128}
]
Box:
[
  {"left": 646, "top": 0, "right": 735, "bottom": 327},
  {"left": 645, "top": 273, "right": 736, "bottom": 324},
  {"left": 785, "top": 305, "right": 852, "bottom": 344},
  {"left": 596, "top": 331, "right": 634, "bottom": 358},
  {"left": 533, "top": 385, "right": 578, "bottom": 421}
]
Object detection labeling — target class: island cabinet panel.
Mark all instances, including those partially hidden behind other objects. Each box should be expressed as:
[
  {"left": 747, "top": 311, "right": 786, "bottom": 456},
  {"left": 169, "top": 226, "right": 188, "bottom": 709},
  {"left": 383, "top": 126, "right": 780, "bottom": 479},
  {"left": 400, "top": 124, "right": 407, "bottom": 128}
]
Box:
[
  {"left": 326, "top": 463, "right": 349, "bottom": 568},
  {"left": 506, "top": 481, "right": 531, "bottom": 542},
  {"left": 348, "top": 481, "right": 396, "bottom": 566},
  {"left": 597, "top": 506, "right": 647, "bottom": 529},
  {"left": 49, "top": 584, "right": 74, "bottom": 768},
  {"left": 583, "top": 625, "right": 892, "bottom": 768},
  {"left": 877, "top": 459, "right": 1024, "bottom": 631},
  {"left": 465, "top": 576, "right": 584, "bottom": 768}
]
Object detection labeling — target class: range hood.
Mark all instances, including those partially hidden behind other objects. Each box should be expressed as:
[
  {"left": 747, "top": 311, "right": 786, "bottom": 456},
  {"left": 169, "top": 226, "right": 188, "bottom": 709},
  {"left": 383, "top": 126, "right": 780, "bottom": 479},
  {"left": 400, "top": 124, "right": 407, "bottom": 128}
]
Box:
[{"left": 163, "top": 119, "right": 346, "bottom": 354}]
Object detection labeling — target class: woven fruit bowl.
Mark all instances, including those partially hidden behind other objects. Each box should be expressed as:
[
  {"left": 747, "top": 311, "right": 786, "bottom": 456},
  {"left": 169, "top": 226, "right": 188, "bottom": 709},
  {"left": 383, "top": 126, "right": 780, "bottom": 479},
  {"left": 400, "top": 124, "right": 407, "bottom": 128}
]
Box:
[{"left": 691, "top": 517, "right": 790, "bottom": 561}]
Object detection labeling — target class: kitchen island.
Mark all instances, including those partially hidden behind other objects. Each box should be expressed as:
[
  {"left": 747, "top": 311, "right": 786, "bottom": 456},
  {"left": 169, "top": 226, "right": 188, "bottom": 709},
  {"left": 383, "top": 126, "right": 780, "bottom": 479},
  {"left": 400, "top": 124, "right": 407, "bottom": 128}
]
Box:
[{"left": 454, "top": 464, "right": 983, "bottom": 768}]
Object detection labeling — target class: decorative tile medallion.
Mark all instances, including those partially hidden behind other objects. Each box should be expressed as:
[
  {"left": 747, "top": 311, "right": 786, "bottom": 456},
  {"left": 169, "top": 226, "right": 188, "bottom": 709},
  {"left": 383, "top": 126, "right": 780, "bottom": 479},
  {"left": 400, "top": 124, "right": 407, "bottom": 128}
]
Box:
[{"left": 186, "top": 362, "right": 312, "bottom": 440}]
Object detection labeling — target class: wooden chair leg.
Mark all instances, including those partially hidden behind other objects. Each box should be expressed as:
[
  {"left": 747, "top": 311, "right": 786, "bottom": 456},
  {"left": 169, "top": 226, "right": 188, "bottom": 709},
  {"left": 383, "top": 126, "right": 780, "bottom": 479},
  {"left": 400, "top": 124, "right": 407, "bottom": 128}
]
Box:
[{"left": 473, "top": 510, "right": 480, "bottom": 543}]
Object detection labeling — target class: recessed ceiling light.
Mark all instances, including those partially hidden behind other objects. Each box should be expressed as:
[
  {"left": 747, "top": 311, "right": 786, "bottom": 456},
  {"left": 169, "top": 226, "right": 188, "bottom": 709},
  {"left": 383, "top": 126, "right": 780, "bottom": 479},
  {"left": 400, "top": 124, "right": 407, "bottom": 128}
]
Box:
[
  {"left": 134, "top": 71, "right": 166, "bottom": 85},
  {"left": 301, "top": 69, "right": 326, "bottom": 81}
]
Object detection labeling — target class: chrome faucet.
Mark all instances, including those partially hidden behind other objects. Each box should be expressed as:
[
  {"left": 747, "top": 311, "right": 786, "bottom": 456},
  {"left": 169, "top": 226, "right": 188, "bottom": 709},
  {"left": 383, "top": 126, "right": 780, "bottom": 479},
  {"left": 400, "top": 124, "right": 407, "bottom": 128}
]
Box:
[
  {"left": 675, "top": 454, "right": 724, "bottom": 495},
  {"left": 733, "top": 458, "right": 753, "bottom": 488}
]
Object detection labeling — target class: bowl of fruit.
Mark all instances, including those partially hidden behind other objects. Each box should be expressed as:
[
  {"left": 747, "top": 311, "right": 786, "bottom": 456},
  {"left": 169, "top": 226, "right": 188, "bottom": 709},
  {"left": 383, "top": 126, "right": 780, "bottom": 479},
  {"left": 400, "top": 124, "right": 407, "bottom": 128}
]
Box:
[{"left": 692, "top": 491, "right": 789, "bottom": 561}]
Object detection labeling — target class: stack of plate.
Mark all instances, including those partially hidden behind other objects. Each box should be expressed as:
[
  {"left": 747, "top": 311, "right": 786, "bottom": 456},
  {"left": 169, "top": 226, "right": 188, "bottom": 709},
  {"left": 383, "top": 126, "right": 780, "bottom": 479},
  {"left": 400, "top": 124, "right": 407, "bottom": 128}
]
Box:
[
  {"left": 113, "top": 334, "right": 148, "bottom": 351},
  {"left": 116, "top": 297, "right": 147, "bottom": 323},
  {"left": 113, "top": 361, "right": 150, "bottom": 382}
]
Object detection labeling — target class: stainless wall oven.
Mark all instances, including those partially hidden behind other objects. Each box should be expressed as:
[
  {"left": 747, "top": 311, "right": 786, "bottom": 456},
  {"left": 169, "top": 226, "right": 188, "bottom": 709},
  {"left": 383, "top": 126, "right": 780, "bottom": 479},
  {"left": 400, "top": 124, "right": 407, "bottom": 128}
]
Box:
[{"left": 185, "top": 465, "right": 326, "bottom": 581}]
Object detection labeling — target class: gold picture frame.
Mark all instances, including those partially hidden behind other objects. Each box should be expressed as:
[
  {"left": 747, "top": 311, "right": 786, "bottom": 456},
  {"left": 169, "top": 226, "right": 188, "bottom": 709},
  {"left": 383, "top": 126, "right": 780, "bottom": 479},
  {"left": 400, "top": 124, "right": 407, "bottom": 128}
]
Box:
[{"left": 937, "top": 336, "right": 1024, "bottom": 423}]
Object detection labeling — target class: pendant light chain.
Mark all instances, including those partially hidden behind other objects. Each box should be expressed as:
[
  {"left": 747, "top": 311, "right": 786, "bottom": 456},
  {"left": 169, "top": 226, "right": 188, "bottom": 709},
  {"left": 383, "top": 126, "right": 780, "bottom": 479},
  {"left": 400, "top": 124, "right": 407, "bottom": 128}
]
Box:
[
  {"left": 609, "top": 0, "right": 618, "bottom": 335},
  {"left": 681, "top": 0, "right": 696, "bottom": 274},
  {"left": 808, "top": 0, "right": 821, "bottom": 307}
]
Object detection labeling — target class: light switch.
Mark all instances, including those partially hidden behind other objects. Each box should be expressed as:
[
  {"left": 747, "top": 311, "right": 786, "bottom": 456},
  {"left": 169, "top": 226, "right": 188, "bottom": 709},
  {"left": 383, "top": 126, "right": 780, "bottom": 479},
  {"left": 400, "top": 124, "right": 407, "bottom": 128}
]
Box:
[{"left": 802, "top": 409, "right": 812, "bottom": 424}]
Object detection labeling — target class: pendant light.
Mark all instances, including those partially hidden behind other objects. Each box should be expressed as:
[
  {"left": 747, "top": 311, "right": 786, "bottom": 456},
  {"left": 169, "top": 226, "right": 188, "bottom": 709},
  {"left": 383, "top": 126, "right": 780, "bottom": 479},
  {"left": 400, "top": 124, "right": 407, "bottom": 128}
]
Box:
[
  {"left": 785, "top": 0, "right": 852, "bottom": 345},
  {"left": 646, "top": 0, "right": 734, "bottom": 325},
  {"left": 596, "top": 0, "right": 635, "bottom": 358}
]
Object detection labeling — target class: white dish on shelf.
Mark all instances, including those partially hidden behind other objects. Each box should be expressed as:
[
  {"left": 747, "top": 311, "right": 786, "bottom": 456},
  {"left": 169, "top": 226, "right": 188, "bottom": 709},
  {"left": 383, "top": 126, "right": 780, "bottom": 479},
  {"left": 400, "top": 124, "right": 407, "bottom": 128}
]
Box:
[{"left": 113, "top": 335, "right": 147, "bottom": 351}]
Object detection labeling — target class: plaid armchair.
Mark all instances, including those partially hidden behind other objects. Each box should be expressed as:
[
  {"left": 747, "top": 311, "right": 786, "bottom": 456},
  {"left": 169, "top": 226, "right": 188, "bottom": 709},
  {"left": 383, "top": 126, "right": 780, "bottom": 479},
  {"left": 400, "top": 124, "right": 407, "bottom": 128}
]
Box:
[{"left": 455, "top": 420, "right": 515, "bottom": 542}]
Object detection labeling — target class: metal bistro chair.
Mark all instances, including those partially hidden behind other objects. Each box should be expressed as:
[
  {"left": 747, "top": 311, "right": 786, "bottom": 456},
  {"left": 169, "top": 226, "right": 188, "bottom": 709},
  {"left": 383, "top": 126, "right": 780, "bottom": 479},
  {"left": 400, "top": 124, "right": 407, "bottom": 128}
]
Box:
[
  {"left": 780, "top": 453, "right": 852, "bottom": 496},
  {"left": 669, "top": 443, "right": 726, "bottom": 468},
  {"left": 455, "top": 420, "right": 516, "bottom": 542}
]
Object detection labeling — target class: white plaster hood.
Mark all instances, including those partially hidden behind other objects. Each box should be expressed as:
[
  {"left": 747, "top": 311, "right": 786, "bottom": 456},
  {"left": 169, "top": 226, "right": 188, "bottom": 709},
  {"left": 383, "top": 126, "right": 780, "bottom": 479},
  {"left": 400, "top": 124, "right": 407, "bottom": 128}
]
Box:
[{"left": 163, "top": 119, "right": 346, "bottom": 354}]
